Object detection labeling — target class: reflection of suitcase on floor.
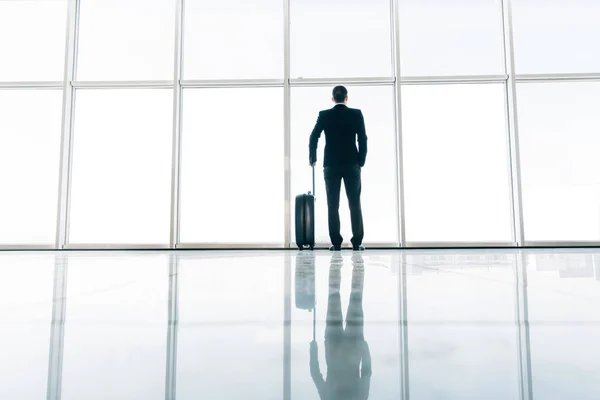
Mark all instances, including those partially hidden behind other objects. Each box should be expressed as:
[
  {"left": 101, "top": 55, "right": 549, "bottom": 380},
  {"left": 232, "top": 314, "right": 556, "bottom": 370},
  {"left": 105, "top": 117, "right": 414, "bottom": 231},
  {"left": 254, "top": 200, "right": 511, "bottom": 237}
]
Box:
[
  {"left": 295, "top": 252, "right": 316, "bottom": 311},
  {"left": 295, "top": 166, "right": 316, "bottom": 250}
]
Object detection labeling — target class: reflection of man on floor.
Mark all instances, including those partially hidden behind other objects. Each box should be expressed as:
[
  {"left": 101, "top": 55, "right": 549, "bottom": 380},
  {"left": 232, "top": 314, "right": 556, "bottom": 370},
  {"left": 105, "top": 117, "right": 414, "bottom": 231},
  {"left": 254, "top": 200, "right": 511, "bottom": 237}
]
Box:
[{"left": 310, "top": 254, "right": 371, "bottom": 399}]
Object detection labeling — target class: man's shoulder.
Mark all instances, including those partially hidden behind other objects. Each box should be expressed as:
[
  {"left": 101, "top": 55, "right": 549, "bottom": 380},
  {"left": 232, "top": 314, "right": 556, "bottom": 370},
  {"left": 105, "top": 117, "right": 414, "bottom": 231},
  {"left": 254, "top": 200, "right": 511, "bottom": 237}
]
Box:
[{"left": 348, "top": 107, "right": 362, "bottom": 115}]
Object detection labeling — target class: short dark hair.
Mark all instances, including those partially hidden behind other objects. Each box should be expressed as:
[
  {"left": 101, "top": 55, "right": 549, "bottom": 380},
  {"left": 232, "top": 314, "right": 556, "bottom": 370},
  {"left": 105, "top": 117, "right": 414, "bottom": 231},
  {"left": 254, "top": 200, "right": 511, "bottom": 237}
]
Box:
[{"left": 332, "top": 86, "right": 348, "bottom": 103}]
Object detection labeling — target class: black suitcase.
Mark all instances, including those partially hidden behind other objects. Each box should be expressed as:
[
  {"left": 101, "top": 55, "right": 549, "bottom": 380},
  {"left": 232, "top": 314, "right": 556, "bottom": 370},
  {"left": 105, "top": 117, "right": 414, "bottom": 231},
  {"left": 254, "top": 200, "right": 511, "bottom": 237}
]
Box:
[{"left": 295, "top": 166, "right": 316, "bottom": 250}]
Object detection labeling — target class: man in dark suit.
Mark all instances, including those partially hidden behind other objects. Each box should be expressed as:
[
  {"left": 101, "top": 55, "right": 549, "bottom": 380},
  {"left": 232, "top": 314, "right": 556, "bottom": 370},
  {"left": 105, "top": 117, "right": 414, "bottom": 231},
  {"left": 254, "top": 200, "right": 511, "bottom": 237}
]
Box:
[{"left": 309, "top": 86, "right": 367, "bottom": 251}]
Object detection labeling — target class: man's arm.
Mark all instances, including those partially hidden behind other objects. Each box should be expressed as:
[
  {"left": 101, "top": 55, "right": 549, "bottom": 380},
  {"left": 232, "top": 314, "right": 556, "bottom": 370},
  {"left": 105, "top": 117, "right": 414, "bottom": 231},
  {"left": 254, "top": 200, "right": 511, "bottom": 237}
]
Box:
[
  {"left": 309, "top": 112, "right": 324, "bottom": 166},
  {"left": 357, "top": 110, "right": 368, "bottom": 167}
]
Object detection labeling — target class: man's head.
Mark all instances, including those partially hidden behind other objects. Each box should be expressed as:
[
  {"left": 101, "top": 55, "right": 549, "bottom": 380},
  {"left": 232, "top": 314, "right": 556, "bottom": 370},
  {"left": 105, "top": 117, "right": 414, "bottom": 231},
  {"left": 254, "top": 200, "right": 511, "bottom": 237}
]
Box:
[{"left": 332, "top": 86, "right": 348, "bottom": 104}]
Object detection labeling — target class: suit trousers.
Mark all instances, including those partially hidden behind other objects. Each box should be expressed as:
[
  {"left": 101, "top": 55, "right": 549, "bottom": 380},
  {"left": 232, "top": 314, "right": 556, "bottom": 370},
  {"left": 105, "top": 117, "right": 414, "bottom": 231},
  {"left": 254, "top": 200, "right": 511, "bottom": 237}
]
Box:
[{"left": 324, "top": 164, "right": 364, "bottom": 247}]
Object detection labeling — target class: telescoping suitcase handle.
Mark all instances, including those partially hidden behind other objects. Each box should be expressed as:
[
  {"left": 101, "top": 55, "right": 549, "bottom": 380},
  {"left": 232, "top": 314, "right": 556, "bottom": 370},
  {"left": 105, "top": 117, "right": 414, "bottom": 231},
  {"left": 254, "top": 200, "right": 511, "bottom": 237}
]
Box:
[{"left": 311, "top": 165, "right": 315, "bottom": 196}]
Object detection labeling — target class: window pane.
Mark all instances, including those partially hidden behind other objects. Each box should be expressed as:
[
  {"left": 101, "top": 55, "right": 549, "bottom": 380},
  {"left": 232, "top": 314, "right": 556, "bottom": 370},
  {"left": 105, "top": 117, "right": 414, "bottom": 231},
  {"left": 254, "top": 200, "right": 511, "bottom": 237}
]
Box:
[
  {"left": 61, "top": 255, "right": 167, "bottom": 400},
  {"left": 77, "top": 0, "right": 175, "bottom": 80},
  {"left": 183, "top": 0, "right": 283, "bottom": 79},
  {"left": 291, "top": 86, "right": 398, "bottom": 245},
  {"left": 291, "top": 0, "right": 392, "bottom": 78},
  {"left": 179, "top": 88, "right": 283, "bottom": 243},
  {"left": 0, "top": 0, "right": 67, "bottom": 81},
  {"left": 177, "top": 255, "right": 283, "bottom": 398},
  {"left": 399, "top": 0, "right": 505, "bottom": 76},
  {"left": 0, "top": 254, "right": 54, "bottom": 399},
  {"left": 512, "top": 0, "right": 600, "bottom": 74},
  {"left": 402, "top": 84, "right": 512, "bottom": 242},
  {"left": 0, "top": 90, "right": 62, "bottom": 244},
  {"left": 69, "top": 89, "right": 172, "bottom": 244},
  {"left": 407, "top": 252, "right": 519, "bottom": 399},
  {"left": 517, "top": 82, "right": 600, "bottom": 241}
]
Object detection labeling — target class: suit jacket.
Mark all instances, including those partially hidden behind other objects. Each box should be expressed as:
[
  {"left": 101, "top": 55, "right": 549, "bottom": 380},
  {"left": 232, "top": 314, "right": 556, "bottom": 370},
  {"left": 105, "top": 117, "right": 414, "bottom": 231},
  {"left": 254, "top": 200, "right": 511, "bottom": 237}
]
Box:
[{"left": 309, "top": 104, "right": 368, "bottom": 168}]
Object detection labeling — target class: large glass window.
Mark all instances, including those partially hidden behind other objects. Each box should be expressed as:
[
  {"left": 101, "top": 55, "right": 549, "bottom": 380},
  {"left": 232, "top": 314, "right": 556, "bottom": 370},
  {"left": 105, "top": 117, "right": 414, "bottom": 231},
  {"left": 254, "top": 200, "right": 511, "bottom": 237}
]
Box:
[
  {"left": 61, "top": 254, "right": 168, "bottom": 400},
  {"left": 68, "top": 89, "right": 172, "bottom": 244},
  {"left": 399, "top": 0, "right": 505, "bottom": 76},
  {"left": 179, "top": 88, "right": 284, "bottom": 244},
  {"left": 77, "top": 0, "right": 175, "bottom": 81},
  {"left": 0, "top": 0, "right": 67, "bottom": 81},
  {"left": 291, "top": 0, "right": 392, "bottom": 78},
  {"left": 0, "top": 90, "right": 63, "bottom": 244},
  {"left": 177, "top": 255, "right": 283, "bottom": 398},
  {"left": 512, "top": 0, "right": 600, "bottom": 74},
  {"left": 402, "top": 84, "right": 513, "bottom": 242},
  {"left": 183, "top": 0, "right": 283, "bottom": 80},
  {"left": 291, "top": 86, "right": 398, "bottom": 245},
  {"left": 517, "top": 82, "right": 600, "bottom": 241}
]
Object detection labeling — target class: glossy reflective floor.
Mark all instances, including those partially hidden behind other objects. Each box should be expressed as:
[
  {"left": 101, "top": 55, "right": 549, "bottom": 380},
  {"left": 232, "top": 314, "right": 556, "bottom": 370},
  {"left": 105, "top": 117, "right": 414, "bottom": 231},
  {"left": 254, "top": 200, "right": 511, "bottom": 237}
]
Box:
[{"left": 1, "top": 249, "right": 600, "bottom": 399}]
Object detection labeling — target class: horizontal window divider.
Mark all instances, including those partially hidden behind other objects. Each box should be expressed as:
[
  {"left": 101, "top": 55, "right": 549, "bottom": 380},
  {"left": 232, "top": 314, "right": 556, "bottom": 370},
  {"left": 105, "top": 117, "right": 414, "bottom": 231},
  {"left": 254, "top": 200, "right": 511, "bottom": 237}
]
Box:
[
  {"left": 400, "top": 75, "right": 508, "bottom": 85},
  {"left": 71, "top": 80, "right": 174, "bottom": 89},
  {"left": 180, "top": 79, "right": 284, "bottom": 88},
  {"left": 64, "top": 243, "right": 172, "bottom": 250},
  {"left": 404, "top": 241, "right": 517, "bottom": 248},
  {"left": 0, "top": 244, "right": 57, "bottom": 251},
  {"left": 523, "top": 241, "right": 600, "bottom": 248},
  {"left": 177, "top": 243, "right": 286, "bottom": 249},
  {"left": 290, "top": 77, "right": 394, "bottom": 86},
  {"left": 290, "top": 242, "right": 400, "bottom": 248},
  {"left": 515, "top": 73, "right": 600, "bottom": 82},
  {"left": 0, "top": 81, "right": 64, "bottom": 89},
  {"left": 1, "top": 242, "right": 599, "bottom": 250}
]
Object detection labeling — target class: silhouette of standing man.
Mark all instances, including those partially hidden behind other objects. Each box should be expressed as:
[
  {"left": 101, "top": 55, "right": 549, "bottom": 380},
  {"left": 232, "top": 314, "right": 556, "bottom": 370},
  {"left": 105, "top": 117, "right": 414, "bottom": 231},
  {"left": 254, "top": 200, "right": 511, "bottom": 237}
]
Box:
[{"left": 309, "top": 86, "right": 367, "bottom": 251}]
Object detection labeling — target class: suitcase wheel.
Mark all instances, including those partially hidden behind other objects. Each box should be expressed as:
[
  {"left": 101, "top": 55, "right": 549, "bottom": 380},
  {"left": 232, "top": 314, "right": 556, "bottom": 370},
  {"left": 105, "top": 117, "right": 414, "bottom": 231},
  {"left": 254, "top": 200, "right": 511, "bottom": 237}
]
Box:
[
  {"left": 298, "top": 246, "right": 304, "bottom": 251},
  {"left": 309, "top": 245, "right": 314, "bottom": 251}
]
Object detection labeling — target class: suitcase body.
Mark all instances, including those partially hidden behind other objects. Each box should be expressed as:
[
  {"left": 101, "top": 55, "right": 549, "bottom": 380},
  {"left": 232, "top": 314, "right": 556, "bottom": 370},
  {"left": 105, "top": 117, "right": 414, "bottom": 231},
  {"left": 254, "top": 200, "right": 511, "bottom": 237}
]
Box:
[
  {"left": 295, "top": 192, "right": 315, "bottom": 250},
  {"left": 295, "top": 166, "right": 316, "bottom": 250}
]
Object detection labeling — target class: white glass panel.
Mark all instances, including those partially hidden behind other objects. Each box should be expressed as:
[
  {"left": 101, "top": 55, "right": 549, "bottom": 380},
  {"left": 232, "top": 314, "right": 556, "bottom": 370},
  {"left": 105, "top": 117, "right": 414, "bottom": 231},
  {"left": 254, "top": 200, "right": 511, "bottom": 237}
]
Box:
[
  {"left": 0, "top": 254, "right": 54, "bottom": 399},
  {"left": 177, "top": 255, "right": 283, "bottom": 398},
  {"left": 179, "top": 88, "right": 284, "bottom": 244},
  {"left": 0, "top": 90, "right": 62, "bottom": 244},
  {"left": 77, "top": 0, "right": 175, "bottom": 80},
  {"left": 517, "top": 82, "right": 600, "bottom": 241},
  {"left": 291, "top": 0, "right": 392, "bottom": 78},
  {"left": 399, "top": 0, "right": 505, "bottom": 76},
  {"left": 402, "top": 84, "right": 512, "bottom": 242},
  {"left": 69, "top": 89, "right": 172, "bottom": 244},
  {"left": 0, "top": 0, "right": 67, "bottom": 81},
  {"left": 291, "top": 86, "right": 397, "bottom": 245},
  {"left": 512, "top": 0, "right": 600, "bottom": 74},
  {"left": 61, "top": 254, "right": 167, "bottom": 400},
  {"left": 183, "top": 0, "right": 283, "bottom": 79}
]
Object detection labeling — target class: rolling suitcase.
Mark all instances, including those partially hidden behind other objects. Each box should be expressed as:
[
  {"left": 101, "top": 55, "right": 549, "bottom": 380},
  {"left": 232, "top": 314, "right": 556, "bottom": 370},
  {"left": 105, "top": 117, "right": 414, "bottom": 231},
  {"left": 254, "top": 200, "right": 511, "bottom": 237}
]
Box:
[{"left": 295, "top": 166, "right": 316, "bottom": 250}]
